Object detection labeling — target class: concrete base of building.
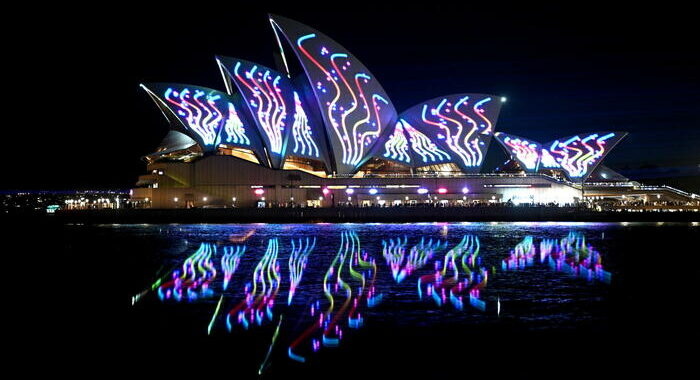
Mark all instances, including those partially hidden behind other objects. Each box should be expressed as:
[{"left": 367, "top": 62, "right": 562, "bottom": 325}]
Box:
[{"left": 130, "top": 155, "right": 585, "bottom": 209}]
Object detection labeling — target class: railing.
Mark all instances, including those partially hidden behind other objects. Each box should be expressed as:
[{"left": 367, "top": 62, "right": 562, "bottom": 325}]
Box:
[
  {"left": 634, "top": 185, "right": 699, "bottom": 199},
  {"left": 329, "top": 172, "right": 569, "bottom": 183}
]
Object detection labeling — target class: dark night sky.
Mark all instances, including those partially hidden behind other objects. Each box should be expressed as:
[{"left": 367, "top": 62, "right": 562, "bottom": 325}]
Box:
[{"left": 9, "top": 3, "right": 699, "bottom": 190}]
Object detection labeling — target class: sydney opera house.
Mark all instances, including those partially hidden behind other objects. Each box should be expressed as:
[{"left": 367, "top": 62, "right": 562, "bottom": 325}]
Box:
[{"left": 131, "top": 15, "right": 695, "bottom": 209}]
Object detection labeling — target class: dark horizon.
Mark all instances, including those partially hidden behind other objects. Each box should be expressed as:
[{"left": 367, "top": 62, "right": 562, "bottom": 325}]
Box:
[{"left": 10, "top": 3, "right": 698, "bottom": 191}]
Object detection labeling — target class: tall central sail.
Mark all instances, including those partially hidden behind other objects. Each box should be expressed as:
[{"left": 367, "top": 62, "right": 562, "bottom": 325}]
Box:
[{"left": 269, "top": 15, "right": 398, "bottom": 175}]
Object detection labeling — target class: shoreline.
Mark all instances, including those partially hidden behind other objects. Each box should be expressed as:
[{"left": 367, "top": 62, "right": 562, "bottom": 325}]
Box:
[{"left": 11, "top": 207, "right": 696, "bottom": 223}]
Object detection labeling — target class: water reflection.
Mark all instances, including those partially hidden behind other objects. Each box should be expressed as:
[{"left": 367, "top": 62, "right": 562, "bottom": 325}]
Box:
[
  {"left": 502, "top": 232, "right": 612, "bottom": 283},
  {"left": 228, "top": 238, "right": 282, "bottom": 330},
  {"left": 419, "top": 235, "right": 488, "bottom": 311},
  {"left": 288, "top": 231, "right": 380, "bottom": 362},
  {"left": 132, "top": 225, "right": 613, "bottom": 372},
  {"left": 158, "top": 243, "right": 217, "bottom": 301}
]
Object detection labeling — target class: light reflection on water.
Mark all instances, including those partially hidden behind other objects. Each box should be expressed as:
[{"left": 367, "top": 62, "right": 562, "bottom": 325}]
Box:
[{"left": 129, "top": 222, "right": 624, "bottom": 372}]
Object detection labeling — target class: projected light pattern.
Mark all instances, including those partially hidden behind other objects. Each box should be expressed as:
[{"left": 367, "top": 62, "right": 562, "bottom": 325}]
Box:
[
  {"left": 288, "top": 231, "right": 380, "bottom": 362},
  {"left": 297, "top": 34, "right": 386, "bottom": 168},
  {"left": 421, "top": 97, "right": 490, "bottom": 169},
  {"left": 222, "top": 103, "right": 250, "bottom": 146},
  {"left": 382, "top": 237, "right": 446, "bottom": 283},
  {"left": 543, "top": 133, "right": 621, "bottom": 179},
  {"left": 160, "top": 87, "right": 250, "bottom": 148},
  {"left": 418, "top": 235, "right": 487, "bottom": 311},
  {"left": 291, "top": 92, "right": 320, "bottom": 158},
  {"left": 230, "top": 61, "right": 290, "bottom": 157},
  {"left": 494, "top": 131, "right": 626, "bottom": 179},
  {"left": 382, "top": 122, "right": 411, "bottom": 164},
  {"left": 495, "top": 132, "right": 541, "bottom": 171},
  {"left": 502, "top": 232, "right": 611, "bottom": 284},
  {"left": 227, "top": 238, "right": 281, "bottom": 330},
  {"left": 401, "top": 119, "right": 451, "bottom": 164},
  {"left": 222, "top": 245, "right": 246, "bottom": 290},
  {"left": 157, "top": 242, "right": 217, "bottom": 302},
  {"left": 288, "top": 237, "right": 316, "bottom": 305}
]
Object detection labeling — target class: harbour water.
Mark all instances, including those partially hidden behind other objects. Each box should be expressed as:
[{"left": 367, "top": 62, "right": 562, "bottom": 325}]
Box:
[{"left": 46, "top": 222, "right": 700, "bottom": 376}]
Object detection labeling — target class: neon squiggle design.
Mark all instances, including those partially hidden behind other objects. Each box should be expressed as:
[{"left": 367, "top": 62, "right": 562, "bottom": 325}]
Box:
[
  {"left": 543, "top": 133, "right": 617, "bottom": 178},
  {"left": 400, "top": 120, "right": 450, "bottom": 163},
  {"left": 473, "top": 98, "right": 494, "bottom": 135},
  {"left": 223, "top": 103, "right": 250, "bottom": 146},
  {"left": 502, "top": 136, "right": 540, "bottom": 170},
  {"left": 382, "top": 237, "right": 446, "bottom": 283},
  {"left": 164, "top": 88, "right": 246, "bottom": 147},
  {"left": 383, "top": 122, "right": 411, "bottom": 163},
  {"left": 233, "top": 62, "right": 287, "bottom": 154},
  {"left": 421, "top": 98, "right": 486, "bottom": 168},
  {"left": 296, "top": 33, "right": 388, "bottom": 169},
  {"left": 291, "top": 92, "right": 320, "bottom": 158}
]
